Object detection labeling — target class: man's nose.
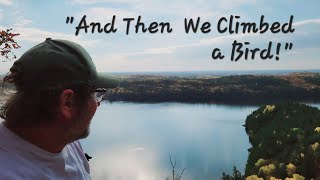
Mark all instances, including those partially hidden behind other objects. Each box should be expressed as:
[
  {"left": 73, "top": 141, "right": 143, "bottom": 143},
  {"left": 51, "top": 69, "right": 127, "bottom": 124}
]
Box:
[{"left": 97, "top": 101, "right": 101, "bottom": 107}]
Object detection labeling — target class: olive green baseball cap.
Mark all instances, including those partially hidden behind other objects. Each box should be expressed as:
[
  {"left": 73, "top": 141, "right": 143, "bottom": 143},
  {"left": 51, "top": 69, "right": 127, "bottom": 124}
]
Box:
[{"left": 9, "top": 38, "right": 119, "bottom": 89}]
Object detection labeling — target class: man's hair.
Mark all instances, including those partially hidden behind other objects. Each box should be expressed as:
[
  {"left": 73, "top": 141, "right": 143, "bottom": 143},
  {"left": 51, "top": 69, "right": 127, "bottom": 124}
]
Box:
[{"left": 0, "top": 72, "right": 93, "bottom": 128}]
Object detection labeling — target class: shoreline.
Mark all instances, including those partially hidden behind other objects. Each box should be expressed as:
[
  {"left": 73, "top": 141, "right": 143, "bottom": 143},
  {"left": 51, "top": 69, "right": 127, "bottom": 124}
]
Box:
[{"left": 106, "top": 72, "right": 320, "bottom": 104}]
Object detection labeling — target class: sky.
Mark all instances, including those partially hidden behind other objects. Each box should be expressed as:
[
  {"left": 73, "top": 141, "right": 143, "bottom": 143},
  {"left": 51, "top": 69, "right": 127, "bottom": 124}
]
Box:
[{"left": 0, "top": 0, "right": 319, "bottom": 73}]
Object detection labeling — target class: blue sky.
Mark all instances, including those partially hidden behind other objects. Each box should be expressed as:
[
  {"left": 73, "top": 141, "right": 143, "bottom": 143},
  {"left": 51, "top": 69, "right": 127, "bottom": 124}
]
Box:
[{"left": 0, "top": 0, "right": 319, "bottom": 73}]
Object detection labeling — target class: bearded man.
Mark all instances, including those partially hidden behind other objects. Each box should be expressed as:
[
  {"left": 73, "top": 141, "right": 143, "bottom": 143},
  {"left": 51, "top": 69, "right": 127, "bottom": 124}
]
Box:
[{"left": 0, "top": 38, "right": 119, "bottom": 179}]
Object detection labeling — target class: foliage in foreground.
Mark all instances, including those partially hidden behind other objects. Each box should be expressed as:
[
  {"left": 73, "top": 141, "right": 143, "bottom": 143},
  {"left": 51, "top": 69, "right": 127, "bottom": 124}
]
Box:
[
  {"left": 222, "top": 102, "right": 320, "bottom": 180},
  {"left": 0, "top": 28, "right": 20, "bottom": 60}
]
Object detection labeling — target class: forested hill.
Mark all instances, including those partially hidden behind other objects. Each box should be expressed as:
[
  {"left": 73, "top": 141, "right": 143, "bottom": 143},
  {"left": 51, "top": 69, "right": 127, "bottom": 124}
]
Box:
[
  {"left": 222, "top": 102, "right": 320, "bottom": 179},
  {"left": 244, "top": 103, "right": 320, "bottom": 179},
  {"left": 105, "top": 72, "right": 320, "bottom": 104}
]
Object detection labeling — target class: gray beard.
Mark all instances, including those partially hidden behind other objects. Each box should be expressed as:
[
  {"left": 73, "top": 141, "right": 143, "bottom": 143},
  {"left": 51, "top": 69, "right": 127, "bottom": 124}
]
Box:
[
  {"left": 77, "top": 127, "right": 90, "bottom": 140},
  {"left": 67, "top": 126, "right": 90, "bottom": 143}
]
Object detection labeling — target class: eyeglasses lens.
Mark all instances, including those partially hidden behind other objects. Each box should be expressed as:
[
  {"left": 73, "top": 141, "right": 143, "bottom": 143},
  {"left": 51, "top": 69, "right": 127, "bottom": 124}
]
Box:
[{"left": 95, "top": 91, "right": 105, "bottom": 102}]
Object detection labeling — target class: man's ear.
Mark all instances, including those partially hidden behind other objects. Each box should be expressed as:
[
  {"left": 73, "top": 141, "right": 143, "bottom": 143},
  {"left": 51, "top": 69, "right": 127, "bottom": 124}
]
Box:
[{"left": 59, "top": 89, "right": 75, "bottom": 120}]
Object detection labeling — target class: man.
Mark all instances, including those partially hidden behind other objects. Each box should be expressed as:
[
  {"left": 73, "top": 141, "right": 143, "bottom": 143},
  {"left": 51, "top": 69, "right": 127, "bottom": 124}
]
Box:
[{"left": 0, "top": 38, "right": 119, "bottom": 179}]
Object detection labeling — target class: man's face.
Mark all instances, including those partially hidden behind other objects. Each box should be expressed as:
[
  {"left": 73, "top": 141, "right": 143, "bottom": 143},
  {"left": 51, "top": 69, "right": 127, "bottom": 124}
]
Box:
[{"left": 71, "top": 93, "right": 99, "bottom": 141}]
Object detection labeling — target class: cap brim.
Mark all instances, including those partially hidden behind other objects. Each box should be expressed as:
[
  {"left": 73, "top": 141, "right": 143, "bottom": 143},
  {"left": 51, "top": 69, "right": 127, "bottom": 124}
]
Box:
[{"left": 92, "top": 73, "right": 120, "bottom": 88}]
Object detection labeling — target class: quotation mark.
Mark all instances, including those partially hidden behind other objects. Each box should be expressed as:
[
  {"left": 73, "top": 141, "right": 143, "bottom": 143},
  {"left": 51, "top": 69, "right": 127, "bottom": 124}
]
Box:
[
  {"left": 66, "top": 16, "right": 74, "bottom": 24},
  {"left": 285, "top": 43, "right": 293, "bottom": 50},
  {"left": 275, "top": 42, "right": 293, "bottom": 61}
]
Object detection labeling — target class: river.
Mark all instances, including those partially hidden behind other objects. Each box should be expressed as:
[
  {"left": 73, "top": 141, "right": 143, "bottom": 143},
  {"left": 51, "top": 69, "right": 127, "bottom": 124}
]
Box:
[{"left": 81, "top": 102, "right": 320, "bottom": 180}]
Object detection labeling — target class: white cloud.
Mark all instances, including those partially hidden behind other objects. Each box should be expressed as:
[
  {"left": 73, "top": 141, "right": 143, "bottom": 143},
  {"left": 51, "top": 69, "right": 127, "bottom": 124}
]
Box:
[
  {"left": 144, "top": 47, "right": 176, "bottom": 54},
  {"left": 0, "top": 0, "right": 12, "bottom": 5},
  {"left": 13, "top": 18, "right": 32, "bottom": 27},
  {"left": 90, "top": 35, "right": 238, "bottom": 71},
  {"left": 11, "top": 27, "right": 98, "bottom": 48},
  {"left": 102, "top": 33, "right": 252, "bottom": 58},
  {"left": 73, "top": 0, "right": 255, "bottom": 9},
  {"left": 75, "top": 0, "right": 255, "bottom": 20},
  {"left": 129, "top": 147, "right": 145, "bottom": 152},
  {"left": 294, "top": 18, "right": 320, "bottom": 27},
  {"left": 73, "top": 0, "right": 140, "bottom": 4},
  {"left": 218, "top": 0, "right": 256, "bottom": 10},
  {"left": 133, "top": 0, "right": 255, "bottom": 18},
  {"left": 197, "top": 34, "right": 247, "bottom": 46},
  {"left": 79, "top": 7, "right": 138, "bottom": 21},
  {"left": 0, "top": 9, "right": 3, "bottom": 20}
]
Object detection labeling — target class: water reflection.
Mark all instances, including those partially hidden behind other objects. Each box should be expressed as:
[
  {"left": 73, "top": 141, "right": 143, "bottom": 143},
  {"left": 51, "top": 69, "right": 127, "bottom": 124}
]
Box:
[
  {"left": 88, "top": 145, "right": 162, "bottom": 180},
  {"left": 81, "top": 102, "right": 319, "bottom": 180}
]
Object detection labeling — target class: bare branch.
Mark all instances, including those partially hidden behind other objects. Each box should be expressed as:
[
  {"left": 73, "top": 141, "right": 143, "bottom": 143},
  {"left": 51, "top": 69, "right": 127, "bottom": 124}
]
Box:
[
  {"left": 167, "top": 154, "right": 186, "bottom": 180},
  {"left": 179, "top": 168, "right": 186, "bottom": 178},
  {"left": 169, "top": 154, "right": 176, "bottom": 180}
]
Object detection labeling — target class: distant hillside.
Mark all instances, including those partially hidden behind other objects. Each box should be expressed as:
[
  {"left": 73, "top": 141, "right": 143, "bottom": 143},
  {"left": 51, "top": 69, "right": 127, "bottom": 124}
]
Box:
[{"left": 106, "top": 72, "right": 320, "bottom": 104}]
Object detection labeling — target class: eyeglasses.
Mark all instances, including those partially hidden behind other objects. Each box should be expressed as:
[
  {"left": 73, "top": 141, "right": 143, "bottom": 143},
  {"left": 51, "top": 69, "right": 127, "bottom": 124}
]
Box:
[{"left": 92, "top": 88, "right": 107, "bottom": 103}]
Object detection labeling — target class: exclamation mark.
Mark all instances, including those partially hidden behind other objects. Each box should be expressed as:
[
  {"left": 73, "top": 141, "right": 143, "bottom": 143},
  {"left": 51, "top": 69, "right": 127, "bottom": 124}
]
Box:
[{"left": 275, "top": 43, "right": 281, "bottom": 61}]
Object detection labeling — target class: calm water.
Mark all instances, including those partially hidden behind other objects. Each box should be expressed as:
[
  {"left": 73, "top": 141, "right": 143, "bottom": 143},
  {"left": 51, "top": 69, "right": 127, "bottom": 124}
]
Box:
[{"left": 81, "top": 102, "right": 320, "bottom": 180}]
